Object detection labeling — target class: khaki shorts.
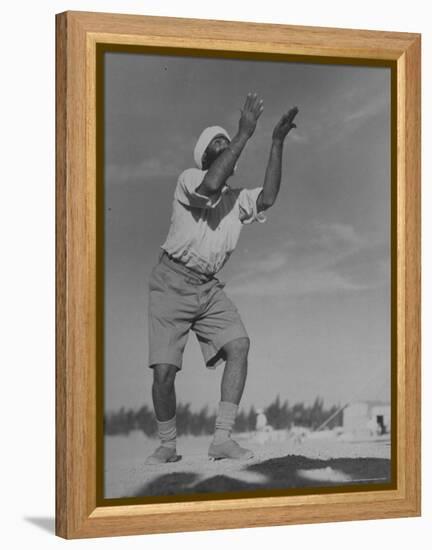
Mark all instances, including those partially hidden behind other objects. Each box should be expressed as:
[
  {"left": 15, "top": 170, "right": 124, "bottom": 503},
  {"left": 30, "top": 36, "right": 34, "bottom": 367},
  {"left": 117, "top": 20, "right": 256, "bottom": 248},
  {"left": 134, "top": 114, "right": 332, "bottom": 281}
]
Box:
[{"left": 148, "top": 252, "right": 248, "bottom": 370}]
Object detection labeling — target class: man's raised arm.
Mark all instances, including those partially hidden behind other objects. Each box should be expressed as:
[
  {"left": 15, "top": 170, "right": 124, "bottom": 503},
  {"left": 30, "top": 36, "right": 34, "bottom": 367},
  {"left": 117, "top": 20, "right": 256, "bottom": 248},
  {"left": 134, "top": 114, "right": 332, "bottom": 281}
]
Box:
[
  {"left": 257, "top": 106, "right": 299, "bottom": 212},
  {"left": 196, "top": 93, "right": 264, "bottom": 198}
]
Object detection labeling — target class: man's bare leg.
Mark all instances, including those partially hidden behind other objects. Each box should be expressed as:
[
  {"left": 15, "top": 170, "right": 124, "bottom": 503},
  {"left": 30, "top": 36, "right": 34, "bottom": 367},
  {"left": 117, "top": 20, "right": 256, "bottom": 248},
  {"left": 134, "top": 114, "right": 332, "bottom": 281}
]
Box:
[
  {"left": 145, "top": 363, "right": 180, "bottom": 464},
  {"left": 209, "top": 337, "right": 254, "bottom": 460},
  {"left": 220, "top": 337, "right": 250, "bottom": 404},
  {"left": 152, "top": 363, "right": 178, "bottom": 420}
]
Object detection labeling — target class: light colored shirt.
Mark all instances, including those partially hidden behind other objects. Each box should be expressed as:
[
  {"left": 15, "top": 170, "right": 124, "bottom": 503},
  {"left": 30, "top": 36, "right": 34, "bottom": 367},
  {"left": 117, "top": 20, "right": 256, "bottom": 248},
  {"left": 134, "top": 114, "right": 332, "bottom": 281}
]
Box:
[{"left": 161, "top": 167, "right": 267, "bottom": 275}]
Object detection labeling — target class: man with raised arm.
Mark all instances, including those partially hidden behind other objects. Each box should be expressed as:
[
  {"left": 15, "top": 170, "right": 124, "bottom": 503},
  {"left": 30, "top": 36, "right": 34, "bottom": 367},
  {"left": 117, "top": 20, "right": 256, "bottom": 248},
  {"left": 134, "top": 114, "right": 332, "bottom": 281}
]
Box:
[{"left": 145, "top": 92, "right": 298, "bottom": 464}]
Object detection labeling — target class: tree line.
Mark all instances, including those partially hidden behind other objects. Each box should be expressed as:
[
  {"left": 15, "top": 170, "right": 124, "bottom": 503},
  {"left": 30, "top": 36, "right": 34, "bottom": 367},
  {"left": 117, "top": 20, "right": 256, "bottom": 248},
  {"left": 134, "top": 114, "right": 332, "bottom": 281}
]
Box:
[{"left": 104, "top": 395, "right": 343, "bottom": 437}]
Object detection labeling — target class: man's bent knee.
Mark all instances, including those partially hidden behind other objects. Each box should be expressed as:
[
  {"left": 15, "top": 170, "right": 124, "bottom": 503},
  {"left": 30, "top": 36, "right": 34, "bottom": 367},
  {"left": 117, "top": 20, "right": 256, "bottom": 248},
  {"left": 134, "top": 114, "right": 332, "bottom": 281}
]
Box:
[
  {"left": 152, "top": 363, "right": 178, "bottom": 387},
  {"left": 223, "top": 337, "right": 250, "bottom": 360}
]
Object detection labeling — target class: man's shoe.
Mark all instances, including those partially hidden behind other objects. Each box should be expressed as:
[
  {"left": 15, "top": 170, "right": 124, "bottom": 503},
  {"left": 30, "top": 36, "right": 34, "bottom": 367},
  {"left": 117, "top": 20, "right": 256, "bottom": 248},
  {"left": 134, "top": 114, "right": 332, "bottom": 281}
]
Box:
[
  {"left": 208, "top": 438, "right": 254, "bottom": 461},
  {"left": 144, "top": 445, "right": 181, "bottom": 465}
]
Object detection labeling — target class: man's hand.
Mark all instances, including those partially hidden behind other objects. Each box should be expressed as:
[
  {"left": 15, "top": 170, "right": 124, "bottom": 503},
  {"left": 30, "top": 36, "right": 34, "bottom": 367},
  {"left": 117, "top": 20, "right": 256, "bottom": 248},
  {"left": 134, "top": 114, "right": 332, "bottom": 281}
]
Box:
[
  {"left": 272, "top": 106, "right": 299, "bottom": 144},
  {"left": 238, "top": 92, "right": 264, "bottom": 138}
]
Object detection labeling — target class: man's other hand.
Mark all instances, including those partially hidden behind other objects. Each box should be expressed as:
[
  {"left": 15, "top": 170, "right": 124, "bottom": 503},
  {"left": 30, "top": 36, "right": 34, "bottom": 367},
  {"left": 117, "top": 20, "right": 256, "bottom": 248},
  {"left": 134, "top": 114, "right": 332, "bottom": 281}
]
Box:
[
  {"left": 272, "top": 106, "right": 299, "bottom": 144},
  {"left": 238, "top": 92, "right": 264, "bottom": 138}
]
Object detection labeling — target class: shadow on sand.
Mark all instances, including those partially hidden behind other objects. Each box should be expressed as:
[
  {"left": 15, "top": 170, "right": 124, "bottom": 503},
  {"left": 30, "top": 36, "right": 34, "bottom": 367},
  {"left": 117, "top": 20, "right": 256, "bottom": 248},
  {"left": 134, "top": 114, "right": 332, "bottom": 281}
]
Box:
[{"left": 133, "top": 454, "right": 391, "bottom": 497}]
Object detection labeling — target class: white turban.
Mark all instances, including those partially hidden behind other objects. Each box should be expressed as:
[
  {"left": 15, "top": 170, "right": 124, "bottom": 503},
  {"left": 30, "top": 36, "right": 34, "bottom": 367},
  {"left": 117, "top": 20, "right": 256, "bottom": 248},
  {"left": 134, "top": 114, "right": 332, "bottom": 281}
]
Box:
[{"left": 193, "top": 125, "right": 237, "bottom": 173}]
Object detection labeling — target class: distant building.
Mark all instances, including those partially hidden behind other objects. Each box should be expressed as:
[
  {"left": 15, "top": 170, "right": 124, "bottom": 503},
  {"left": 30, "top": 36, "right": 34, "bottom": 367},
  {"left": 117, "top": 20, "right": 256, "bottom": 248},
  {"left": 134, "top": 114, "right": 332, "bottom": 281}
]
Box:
[{"left": 342, "top": 401, "right": 391, "bottom": 438}]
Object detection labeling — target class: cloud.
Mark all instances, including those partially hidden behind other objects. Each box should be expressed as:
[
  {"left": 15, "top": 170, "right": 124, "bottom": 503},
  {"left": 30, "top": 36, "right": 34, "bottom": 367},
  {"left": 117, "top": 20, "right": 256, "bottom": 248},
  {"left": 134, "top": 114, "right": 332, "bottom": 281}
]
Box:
[
  {"left": 289, "top": 132, "right": 309, "bottom": 144},
  {"left": 228, "top": 266, "right": 367, "bottom": 297},
  {"left": 343, "top": 93, "right": 388, "bottom": 124},
  {"left": 245, "top": 251, "right": 289, "bottom": 273},
  {"left": 287, "top": 82, "right": 390, "bottom": 153},
  {"left": 310, "top": 221, "right": 364, "bottom": 254},
  {"left": 105, "top": 158, "right": 179, "bottom": 184},
  {"left": 228, "top": 222, "right": 388, "bottom": 297}
]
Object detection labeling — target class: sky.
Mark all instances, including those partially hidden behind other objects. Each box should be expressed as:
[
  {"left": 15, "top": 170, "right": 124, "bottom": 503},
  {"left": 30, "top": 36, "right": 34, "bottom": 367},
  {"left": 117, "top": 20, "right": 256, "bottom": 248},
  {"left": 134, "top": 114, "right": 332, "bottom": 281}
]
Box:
[{"left": 104, "top": 51, "right": 391, "bottom": 414}]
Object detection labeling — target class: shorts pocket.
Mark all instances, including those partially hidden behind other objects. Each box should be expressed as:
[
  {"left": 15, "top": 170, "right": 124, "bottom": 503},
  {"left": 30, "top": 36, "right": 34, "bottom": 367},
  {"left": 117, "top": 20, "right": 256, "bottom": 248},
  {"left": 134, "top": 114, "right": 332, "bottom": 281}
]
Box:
[{"left": 149, "top": 265, "right": 166, "bottom": 292}]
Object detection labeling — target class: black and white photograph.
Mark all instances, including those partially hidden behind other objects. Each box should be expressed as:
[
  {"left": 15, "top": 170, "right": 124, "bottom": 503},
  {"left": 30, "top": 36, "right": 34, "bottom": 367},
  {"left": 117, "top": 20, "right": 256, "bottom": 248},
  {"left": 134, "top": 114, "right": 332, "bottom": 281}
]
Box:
[{"left": 102, "top": 50, "right": 393, "bottom": 501}]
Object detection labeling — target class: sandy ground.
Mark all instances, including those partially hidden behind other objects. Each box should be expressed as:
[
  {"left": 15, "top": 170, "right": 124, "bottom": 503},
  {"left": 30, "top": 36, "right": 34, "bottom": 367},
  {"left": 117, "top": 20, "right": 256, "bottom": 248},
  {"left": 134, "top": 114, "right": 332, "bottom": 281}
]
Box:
[{"left": 104, "top": 430, "right": 391, "bottom": 499}]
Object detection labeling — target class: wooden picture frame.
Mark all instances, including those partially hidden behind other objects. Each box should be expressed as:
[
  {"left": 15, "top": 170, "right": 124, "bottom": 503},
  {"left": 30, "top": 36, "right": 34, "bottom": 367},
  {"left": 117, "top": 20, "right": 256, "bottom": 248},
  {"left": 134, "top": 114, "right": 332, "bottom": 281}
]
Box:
[{"left": 55, "top": 10, "right": 421, "bottom": 539}]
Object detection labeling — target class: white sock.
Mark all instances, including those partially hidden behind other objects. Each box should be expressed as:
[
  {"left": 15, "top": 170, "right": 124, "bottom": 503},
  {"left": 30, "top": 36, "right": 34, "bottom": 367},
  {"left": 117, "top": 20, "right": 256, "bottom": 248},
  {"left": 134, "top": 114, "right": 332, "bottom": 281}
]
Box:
[
  {"left": 213, "top": 401, "right": 238, "bottom": 443},
  {"left": 156, "top": 414, "right": 176, "bottom": 449}
]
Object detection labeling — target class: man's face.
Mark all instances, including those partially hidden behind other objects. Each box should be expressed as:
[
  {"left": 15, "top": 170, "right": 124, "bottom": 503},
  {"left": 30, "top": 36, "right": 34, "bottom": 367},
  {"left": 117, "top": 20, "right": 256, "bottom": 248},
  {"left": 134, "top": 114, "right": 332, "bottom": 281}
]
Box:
[{"left": 202, "top": 134, "right": 231, "bottom": 170}]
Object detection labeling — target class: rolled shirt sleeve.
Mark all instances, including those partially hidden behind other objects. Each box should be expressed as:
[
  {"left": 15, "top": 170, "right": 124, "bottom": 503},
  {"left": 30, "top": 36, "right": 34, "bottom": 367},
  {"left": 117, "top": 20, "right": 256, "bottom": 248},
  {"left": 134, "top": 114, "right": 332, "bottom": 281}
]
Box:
[
  {"left": 238, "top": 187, "right": 267, "bottom": 224},
  {"left": 175, "top": 168, "right": 225, "bottom": 209}
]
